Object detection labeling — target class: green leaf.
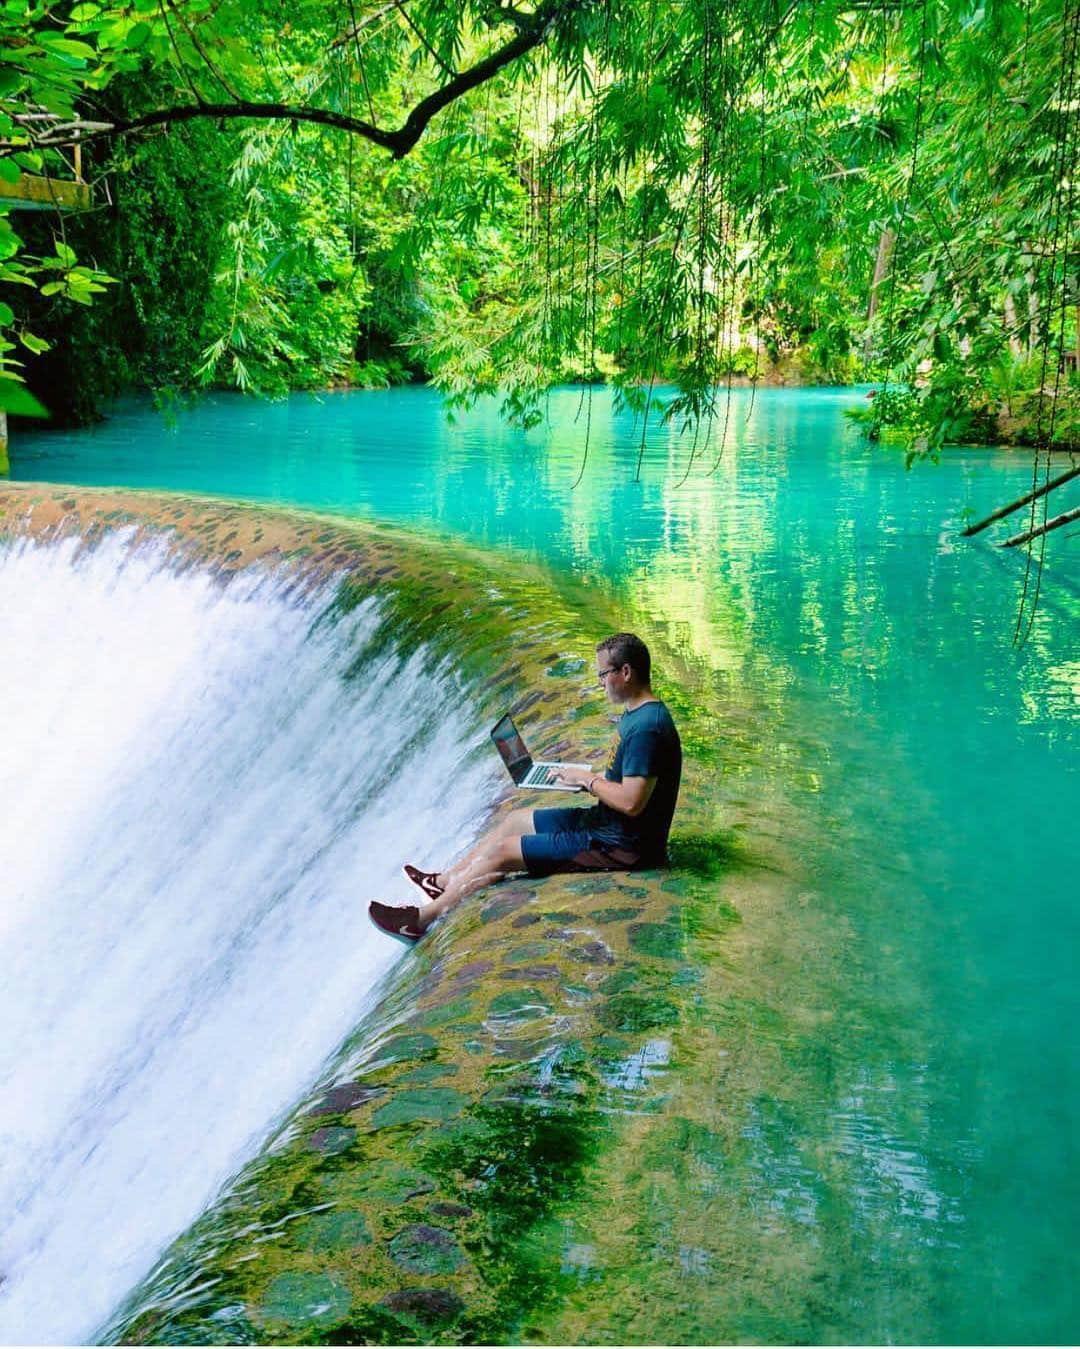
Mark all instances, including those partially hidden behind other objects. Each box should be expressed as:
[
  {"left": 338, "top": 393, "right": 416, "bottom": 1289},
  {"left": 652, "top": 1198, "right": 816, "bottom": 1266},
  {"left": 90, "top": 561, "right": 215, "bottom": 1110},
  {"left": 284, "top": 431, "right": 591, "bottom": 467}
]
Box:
[
  {"left": 37, "top": 36, "right": 96, "bottom": 60},
  {"left": 0, "top": 301, "right": 12, "bottom": 324},
  {"left": 0, "top": 376, "right": 48, "bottom": 418},
  {"left": 0, "top": 67, "right": 24, "bottom": 97},
  {"left": 19, "top": 331, "right": 50, "bottom": 354},
  {"left": 96, "top": 18, "right": 132, "bottom": 47},
  {"left": 124, "top": 20, "right": 151, "bottom": 47}
]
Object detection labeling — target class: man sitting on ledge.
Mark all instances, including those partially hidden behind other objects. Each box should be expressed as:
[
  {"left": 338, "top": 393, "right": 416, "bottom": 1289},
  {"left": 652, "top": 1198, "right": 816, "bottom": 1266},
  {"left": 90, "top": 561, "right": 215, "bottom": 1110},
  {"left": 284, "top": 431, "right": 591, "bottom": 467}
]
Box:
[{"left": 369, "top": 632, "right": 682, "bottom": 942}]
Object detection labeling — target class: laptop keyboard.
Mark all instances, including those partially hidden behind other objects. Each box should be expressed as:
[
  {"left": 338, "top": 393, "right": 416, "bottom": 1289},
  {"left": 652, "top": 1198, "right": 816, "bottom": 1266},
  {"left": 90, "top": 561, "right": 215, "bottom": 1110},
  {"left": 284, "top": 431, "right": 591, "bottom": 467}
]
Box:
[{"left": 524, "top": 764, "right": 557, "bottom": 785}]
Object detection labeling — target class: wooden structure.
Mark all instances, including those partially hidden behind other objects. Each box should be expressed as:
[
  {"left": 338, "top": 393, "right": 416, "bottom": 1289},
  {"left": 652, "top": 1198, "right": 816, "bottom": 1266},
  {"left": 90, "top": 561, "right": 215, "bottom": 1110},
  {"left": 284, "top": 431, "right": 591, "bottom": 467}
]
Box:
[
  {"left": 0, "top": 172, "right": 92, "bottom": 212},
  {"left": 0, "top": 114, "right": 93, "bottom": 213}
]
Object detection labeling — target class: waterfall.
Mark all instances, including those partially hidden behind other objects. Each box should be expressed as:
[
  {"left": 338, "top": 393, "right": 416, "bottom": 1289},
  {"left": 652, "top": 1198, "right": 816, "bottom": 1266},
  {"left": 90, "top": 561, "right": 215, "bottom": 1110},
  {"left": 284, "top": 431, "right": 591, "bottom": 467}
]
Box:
[{"left": 0, "top": 530, "right": 493, "bottom": 1345}]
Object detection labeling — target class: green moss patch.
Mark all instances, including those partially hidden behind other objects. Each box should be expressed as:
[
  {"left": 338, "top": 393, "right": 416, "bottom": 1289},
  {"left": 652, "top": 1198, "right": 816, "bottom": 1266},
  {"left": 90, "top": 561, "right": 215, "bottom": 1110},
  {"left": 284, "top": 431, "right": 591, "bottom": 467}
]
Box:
[
  {"left": 370, "top": 1088, "right": 467, "bottom": 1129},
  {"left": 627, "top": 921, "right": 687, "bottom": 960},
  {"left": 259, "top": 1273, "right": 351, "bottom": 1329},
  {"left": 294, "top": 1209, "right": 371, "bottom": 1253}
]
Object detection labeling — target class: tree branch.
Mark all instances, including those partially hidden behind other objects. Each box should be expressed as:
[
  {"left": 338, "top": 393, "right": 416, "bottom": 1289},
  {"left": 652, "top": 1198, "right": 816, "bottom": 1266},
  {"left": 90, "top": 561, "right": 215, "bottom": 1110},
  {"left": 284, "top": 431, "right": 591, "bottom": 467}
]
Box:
[
  {"left": 26, "top": 0, "right": 568, "bottom": 159},
  {"left": 383, "top": 0, "right": 563, "bottom": 157},
  {"left": 962, "top": 461, "right": 1080, "bottom": 536},
  {"left": 32, "top": 101, "right": 398, "bottom": 151},
  {"left": 1002, "top": 503, "right": 1080, "bottom": 547}
]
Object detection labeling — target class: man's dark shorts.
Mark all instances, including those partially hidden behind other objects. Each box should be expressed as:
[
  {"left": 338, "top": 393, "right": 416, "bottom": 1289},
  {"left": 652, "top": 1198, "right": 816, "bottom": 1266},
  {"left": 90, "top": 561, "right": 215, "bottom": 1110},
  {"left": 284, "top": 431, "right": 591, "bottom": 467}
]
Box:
[{"left": 519, "top": 806, "right": 641, "bottom": 878}]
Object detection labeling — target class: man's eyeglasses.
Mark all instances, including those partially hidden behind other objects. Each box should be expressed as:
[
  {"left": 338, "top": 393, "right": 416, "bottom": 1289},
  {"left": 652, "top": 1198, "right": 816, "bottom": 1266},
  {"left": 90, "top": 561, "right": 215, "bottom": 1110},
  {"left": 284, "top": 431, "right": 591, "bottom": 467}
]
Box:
[{"left": 597, "top": 666, "right": 621, "bottom": 684}]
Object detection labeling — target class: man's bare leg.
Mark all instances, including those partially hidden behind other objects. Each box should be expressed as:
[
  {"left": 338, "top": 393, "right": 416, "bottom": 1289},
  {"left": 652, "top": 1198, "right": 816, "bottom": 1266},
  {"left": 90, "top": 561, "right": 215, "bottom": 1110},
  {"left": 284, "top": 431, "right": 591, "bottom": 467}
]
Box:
[
  {"left": 417, "top": 831, "right": 528, "bottom": 929},
  {"left": 429, "top": 806, "right": 536, "bottom": 892}
]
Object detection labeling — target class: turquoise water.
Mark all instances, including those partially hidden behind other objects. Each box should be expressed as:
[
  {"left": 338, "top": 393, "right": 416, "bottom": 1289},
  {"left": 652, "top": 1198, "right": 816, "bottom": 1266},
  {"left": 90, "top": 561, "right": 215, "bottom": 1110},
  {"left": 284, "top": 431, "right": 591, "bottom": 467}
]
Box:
[{"left": 12, "top": 386, "right": 1079, "bottom": 1344}]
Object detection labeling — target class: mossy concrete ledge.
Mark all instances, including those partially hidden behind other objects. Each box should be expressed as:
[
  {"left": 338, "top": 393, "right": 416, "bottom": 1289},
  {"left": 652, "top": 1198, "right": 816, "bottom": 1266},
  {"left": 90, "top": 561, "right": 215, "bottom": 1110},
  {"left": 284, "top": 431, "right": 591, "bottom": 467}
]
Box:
[{"left": 1, "top": 484, "right": 786, "bottom": 1347}]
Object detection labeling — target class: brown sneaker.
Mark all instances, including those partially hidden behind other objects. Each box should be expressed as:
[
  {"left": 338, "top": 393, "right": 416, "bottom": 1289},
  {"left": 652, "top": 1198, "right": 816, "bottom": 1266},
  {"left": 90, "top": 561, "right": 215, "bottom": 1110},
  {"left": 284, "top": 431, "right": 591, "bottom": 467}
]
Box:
[
  {"left": 369, "top": 900, "right": 425, "bottom": 943},
  {"left": 402, "top": 864, "right": 444, "bottom": 900}
]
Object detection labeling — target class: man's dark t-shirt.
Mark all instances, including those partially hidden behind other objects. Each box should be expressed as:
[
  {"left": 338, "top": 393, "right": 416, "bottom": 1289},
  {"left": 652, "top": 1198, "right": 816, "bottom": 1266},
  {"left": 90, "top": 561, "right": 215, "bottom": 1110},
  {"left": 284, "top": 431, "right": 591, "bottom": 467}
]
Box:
[{"left": 587, "top": 699, "right": 682, "bottom": 862}]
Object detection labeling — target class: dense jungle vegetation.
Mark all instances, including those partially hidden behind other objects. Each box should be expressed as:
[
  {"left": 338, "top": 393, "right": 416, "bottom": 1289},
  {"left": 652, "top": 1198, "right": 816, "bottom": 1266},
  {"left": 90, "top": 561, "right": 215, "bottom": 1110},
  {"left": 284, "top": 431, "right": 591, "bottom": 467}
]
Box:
[{"left": 1, "top": 0, "right": 1077, "bottom": 454}]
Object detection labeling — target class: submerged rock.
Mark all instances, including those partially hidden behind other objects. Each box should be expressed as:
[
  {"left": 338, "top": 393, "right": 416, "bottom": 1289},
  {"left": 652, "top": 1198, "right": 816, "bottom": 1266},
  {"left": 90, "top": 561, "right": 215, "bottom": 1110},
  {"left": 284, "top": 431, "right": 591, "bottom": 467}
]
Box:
[
  {"left": 307, "top": 1125, "right": 356, "bottom": 1155},
  {"left": 307, "top": 1082, "right": 386, "bottom": 1117},
  {"left": 388, "top": 1223, "right": 466, "bottom": 1274},
  {"left": 378, "top": 1287, "right": 464, "bottom": 1330},
  {"left": 259, "top": 1272, "right": 351, "bottom": 1329}
]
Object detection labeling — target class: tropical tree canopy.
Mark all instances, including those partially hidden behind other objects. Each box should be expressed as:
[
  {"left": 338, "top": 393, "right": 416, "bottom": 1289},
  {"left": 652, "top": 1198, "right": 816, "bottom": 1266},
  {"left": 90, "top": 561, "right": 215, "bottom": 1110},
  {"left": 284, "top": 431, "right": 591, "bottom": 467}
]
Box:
[{"left": 1, "top": 0, "right": 1077, "bottom": 453}]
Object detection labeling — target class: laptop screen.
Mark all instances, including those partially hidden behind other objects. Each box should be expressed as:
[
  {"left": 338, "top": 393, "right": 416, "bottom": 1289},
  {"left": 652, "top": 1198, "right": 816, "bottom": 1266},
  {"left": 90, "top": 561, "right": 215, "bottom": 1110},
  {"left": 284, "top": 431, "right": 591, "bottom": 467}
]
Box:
[{"left": 490, "top": 714, "right": 531, "bottom": 783}]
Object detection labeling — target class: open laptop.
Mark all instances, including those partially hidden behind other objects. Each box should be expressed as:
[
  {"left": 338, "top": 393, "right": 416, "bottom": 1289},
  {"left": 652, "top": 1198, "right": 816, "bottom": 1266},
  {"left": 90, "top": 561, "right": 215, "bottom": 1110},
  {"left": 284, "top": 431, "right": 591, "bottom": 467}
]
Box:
[{"left": 490, "top": 713, "right": 591, "bottom": 791}]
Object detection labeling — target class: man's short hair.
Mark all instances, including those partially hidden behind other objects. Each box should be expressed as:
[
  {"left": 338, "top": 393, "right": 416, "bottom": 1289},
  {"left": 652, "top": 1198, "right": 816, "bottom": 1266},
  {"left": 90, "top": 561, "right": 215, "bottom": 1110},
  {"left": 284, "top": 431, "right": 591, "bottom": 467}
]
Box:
[{"left": 597, "top": 632, "right": 651, "bottom": 683}]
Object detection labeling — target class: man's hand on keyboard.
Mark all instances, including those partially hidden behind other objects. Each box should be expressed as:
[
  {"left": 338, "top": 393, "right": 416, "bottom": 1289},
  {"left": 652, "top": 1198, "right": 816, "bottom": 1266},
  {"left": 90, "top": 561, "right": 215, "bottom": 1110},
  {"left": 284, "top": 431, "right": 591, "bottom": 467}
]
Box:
[{"left": 553, "top": 766, "right": 594, "bottom": 790}]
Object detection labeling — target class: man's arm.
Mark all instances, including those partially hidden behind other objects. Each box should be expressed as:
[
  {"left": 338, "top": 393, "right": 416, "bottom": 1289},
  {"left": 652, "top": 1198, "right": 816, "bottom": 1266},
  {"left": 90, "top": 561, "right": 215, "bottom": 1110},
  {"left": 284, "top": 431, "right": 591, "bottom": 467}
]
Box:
[{"left": 555, "top": 766, "right": 657, "bottom": 816}]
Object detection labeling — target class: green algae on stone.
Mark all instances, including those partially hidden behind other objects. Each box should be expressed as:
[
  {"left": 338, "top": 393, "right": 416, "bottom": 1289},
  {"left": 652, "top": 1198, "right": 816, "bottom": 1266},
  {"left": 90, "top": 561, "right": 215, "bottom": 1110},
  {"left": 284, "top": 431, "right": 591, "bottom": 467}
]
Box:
[
  {"left": 592, "top": 906, "right": 643, "bottom": 924},
  {"left": 598, "top": 989, "right": 680, "bottom": 1033},
  {"left": 628, "top": 921, "right": 687, "bottom": 960},
  {"left": 388, "top": 1222, "right": 467, "bottom": 1274},
  {"left": 370, "top": 1032, "right": 437, "bottom": 1064},
  {"left": 259, "top": 1272, "right": 351, "bottom": 1329},
  {"left": 563, "top": 874, "right": 617, "bottom": 896},
  {"left": 406, "top": 996, "right": 475, "bottom": 1029},
  {"left": 504, "top": 941, "right": 556, "bottom": 964},
  {"left": 370, "top": 1087, "right": 466, "bottom": 1128},
  {"left": 416, "top": 1099, "right": 609, "bottom": 1339},
  {"left": 294, "top": 1209, "right": 372, "bottom": 1253},
  {"left": 319, "top": 1160, "right": 436, "bottom": 1207},
  {"left": 395, "top": 1062, "right": 460, "bottom": 1084},
  {"left": 429, "top": 1200, "right": 473, "bottom": 1220},
  {"left": 598, "top": 967, "right": 640, "bottom": 995},
  {"left": 485, "top": 987, "right": 551, "bottom": 1025}
]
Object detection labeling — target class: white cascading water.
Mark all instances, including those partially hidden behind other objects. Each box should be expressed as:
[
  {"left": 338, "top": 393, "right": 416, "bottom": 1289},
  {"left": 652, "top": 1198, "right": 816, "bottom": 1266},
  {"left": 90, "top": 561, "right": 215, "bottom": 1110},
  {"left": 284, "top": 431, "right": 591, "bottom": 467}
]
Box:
[{"left": 0, "top": 530, "right": 495, "bottom": 1345}]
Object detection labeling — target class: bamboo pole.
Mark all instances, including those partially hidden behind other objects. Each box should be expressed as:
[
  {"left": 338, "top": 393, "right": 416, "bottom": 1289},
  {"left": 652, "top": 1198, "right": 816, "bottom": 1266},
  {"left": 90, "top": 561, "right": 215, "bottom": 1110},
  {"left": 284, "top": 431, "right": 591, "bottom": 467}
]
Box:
[
  {"left": 962, "top": 462, "right": 1080, "bottom": 536},
  {"left": 1002, "top": 504, "right": 1080, "bottom": 548}
]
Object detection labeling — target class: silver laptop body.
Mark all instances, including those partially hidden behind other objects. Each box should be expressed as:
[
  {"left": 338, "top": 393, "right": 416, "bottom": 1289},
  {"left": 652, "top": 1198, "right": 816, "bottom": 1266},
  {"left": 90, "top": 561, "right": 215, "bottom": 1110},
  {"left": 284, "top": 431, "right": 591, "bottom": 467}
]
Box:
[{"left": 490, "top": 712, "right": 592, "bottom": 791}]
